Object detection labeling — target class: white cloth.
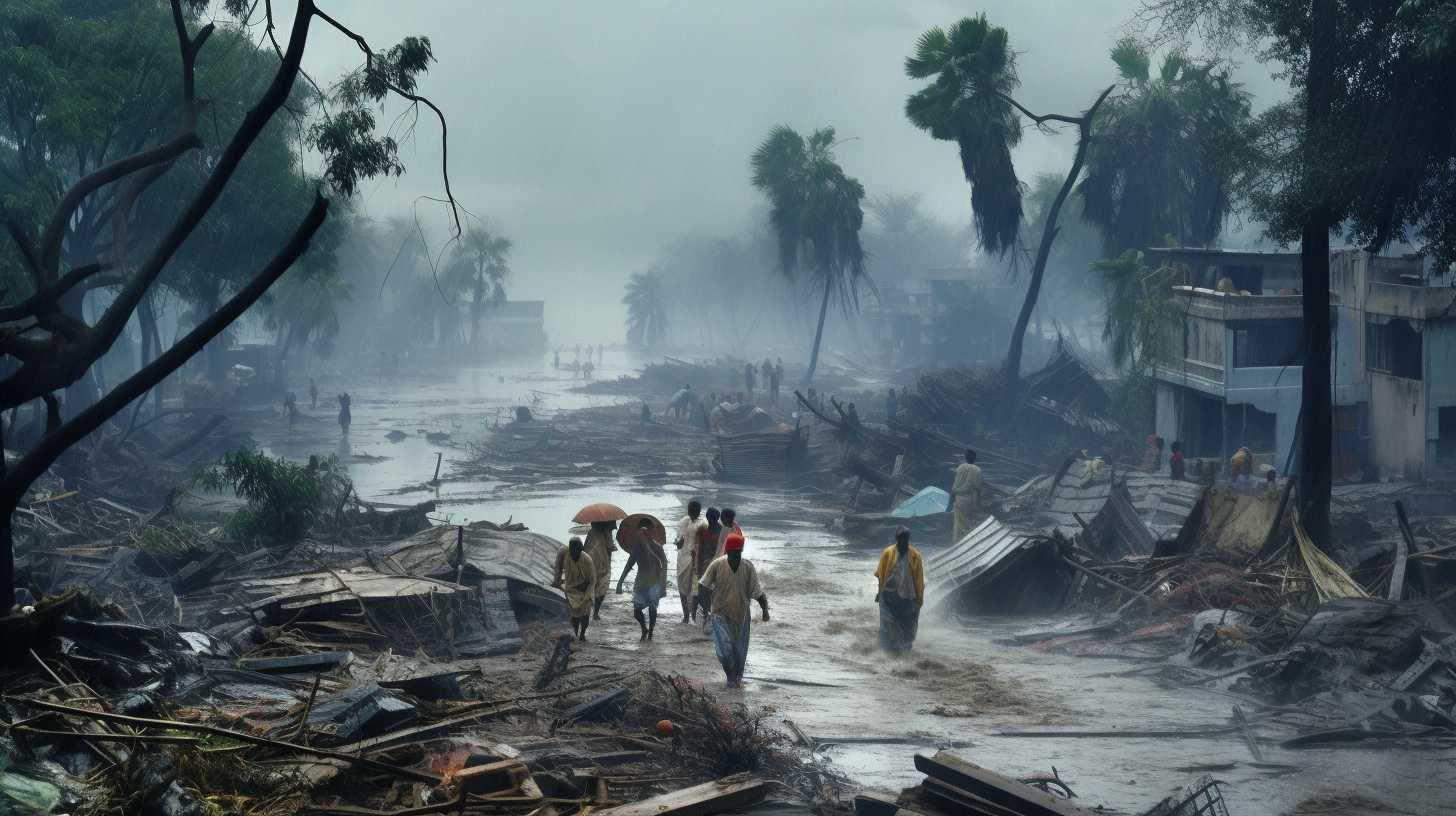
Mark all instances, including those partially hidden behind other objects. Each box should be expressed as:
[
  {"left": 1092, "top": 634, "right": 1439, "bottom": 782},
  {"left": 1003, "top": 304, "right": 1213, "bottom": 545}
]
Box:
[
  {"left": 698, "top": 556, "right": 764, "bottom": 625},
  {"left": 675, "top": 515, "right": 708, "bottom": 591}
]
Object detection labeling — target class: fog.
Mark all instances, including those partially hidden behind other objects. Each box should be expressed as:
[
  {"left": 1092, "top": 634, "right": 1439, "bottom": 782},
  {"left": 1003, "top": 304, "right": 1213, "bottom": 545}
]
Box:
[{"left": 277, "top": 0, "right": 1284, "bottom": 346}]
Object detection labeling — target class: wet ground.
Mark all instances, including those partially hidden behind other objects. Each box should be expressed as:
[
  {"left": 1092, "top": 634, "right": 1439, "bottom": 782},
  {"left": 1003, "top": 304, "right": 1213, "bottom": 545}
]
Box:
[{"left": 250, "top": 354, "right": 1453, "bottom": 816}]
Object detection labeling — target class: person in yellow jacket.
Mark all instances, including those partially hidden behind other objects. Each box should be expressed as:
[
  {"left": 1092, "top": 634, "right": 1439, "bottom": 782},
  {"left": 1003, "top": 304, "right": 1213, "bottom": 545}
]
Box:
[{"left": 873, "top": 527, "right": 925, "bottom": 655}]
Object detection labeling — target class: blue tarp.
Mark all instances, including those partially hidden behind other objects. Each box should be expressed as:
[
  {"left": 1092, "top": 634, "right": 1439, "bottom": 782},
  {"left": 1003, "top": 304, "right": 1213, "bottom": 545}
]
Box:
[{"left": 891, "top": 486, "right": 951, "bottom": 518}]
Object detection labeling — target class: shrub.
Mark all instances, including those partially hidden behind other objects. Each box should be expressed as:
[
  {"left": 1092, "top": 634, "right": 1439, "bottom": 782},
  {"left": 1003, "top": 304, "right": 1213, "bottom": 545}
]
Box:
[{"left": 195, "top": 449, "right": 345, "bottom": 541}]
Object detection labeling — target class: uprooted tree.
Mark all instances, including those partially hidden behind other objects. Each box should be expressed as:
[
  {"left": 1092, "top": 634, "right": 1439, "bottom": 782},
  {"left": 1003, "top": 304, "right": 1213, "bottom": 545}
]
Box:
[
  {"left": 0, "top": 0, "right": 460, "bottom": 613},
  {"left": 903, "top": 15, "right": 1113, "bottom": 411}
]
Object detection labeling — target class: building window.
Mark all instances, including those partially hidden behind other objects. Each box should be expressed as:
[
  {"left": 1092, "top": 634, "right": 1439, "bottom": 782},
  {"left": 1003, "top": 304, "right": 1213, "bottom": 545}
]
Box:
[
  {"left": 1366, "top": 317, "right": 1423, "bottom": 380},
  {"left": 1439, "top": 407, "right": 1456, "bottom": 462},
  {"left": 1232, "top": 320, "right": 1303, "bottom": 368}
]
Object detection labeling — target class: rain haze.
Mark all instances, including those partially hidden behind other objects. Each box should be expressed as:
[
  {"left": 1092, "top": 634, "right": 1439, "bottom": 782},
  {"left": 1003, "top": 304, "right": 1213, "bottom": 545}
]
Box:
[{"left": 3, "top": 2, "right": 1454, "bottom": 816}]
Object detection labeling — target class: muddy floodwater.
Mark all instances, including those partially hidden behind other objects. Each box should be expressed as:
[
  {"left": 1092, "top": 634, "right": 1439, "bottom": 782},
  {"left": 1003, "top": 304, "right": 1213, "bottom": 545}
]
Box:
[{"left": 252, "top": 355, "right": 1453, "bottom": 815}]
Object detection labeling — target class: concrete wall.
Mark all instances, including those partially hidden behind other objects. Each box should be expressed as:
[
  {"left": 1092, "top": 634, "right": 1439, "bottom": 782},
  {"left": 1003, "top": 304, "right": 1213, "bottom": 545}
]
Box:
[{"left": 1371, "top": 371, "right": 1426, "bottom": 480}]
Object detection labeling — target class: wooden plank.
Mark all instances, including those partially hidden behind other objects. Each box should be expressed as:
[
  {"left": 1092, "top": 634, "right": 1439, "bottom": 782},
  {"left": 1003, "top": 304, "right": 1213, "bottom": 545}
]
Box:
[
  {"left": 1232, "top": 705, "right": 1263, "bottom": 762},
  {"left": 915, "top": 752, "right": 1099, "bottom": 816},
  {"left": 594, "top": 777, "right": 767, "bottom": 816}
]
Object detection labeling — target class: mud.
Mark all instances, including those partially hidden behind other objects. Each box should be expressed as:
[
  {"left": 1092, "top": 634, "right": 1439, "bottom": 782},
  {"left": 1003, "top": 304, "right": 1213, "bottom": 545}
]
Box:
[{"left": 242, "top": 354, "right": 1455, "bottom": 816}]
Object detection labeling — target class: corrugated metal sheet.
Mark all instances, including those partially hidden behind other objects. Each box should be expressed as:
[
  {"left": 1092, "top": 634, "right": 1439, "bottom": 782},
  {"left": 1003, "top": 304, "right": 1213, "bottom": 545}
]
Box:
[
  {"left": 924, "top": 517, "right": 1041, "bottom": 610},
  {"left": 1041, "top": 465, "right": 1204, "bottom": 540},
  {"left": 1084, "top": 483, "right": 1156, "bottom": 557},
  {"left": 375, "top": 522, "right": 565, "bottom": 595}
]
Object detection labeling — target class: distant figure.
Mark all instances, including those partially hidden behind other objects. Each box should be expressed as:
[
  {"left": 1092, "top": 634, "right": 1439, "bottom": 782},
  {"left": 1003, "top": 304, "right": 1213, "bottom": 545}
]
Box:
[
  {"left": 950, "top": 449, "right": 986, "bottom": 544},
  {"left": 308, "top": 378, "right": 318, "bottom": 410},
  {"left": 1141, "top": 434, "right": 1165, "bottom": 472},
  {"left": 674, "top": 500, "right": 708, "bottom": 623},
  {"left": 744, "top": 362, "right": 756, "bottom": 402},
  {"left": 1230, "top": 446, "right": 1253, "bottom": 482},
  {"left": 582, "top": 359, "right": 595, "bottom": 380},
  {"left": 379, "top": 352, "right": 386, "bottom": 383},
  {"left": 768, "top": 359, "right": 782, "bottom": 405},
  {"left": 697, "top": 531, "right": 768, "bottom": 688},
  {"left": 886, "top": 387, "right": 898, "bottom": 422},
  {"left": 846, "top": 402, "right": 861, "bottom": 433},
  {"left": 337, "top": 392, "right": 352, "bottom": 433},
  {"left": 617, "top": 517, "right": 668, "bottom": 640},
  {"left": 584, "top": 520, "right": 617, "bottom": 620},
  {"left": 597, "top": 344, "right": 604, "bottom": 365},
  {"left": 575, "top": 344, "right": 582, "bottom": 363},
  {"left": 553, "top": 349, "right": 560, "bottom": 370},
  {"left": 284, "top": 391, "right": 298, "bottom": 429},
  {"left": 552, "top": 537, "right": 595, "bottom": 641},
  {"left": 875, "top": 527, "right": 925, "bottom": 655},
  {"left": 1170, "top": 441, "right": 1186, "bottom": 480},
  {"left": 670, "top": 384, "right": 693, "bottom": 421}
]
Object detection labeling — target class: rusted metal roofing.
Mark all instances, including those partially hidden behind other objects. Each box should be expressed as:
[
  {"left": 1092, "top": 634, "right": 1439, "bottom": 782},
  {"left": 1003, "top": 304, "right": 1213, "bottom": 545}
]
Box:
[{"left": 376, "top": 522, "right": 564, "bottom": 594}]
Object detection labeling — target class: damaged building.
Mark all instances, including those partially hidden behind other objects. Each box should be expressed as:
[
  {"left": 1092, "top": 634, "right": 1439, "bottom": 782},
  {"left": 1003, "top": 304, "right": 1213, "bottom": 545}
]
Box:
[{"left": 1149, "top": 247, "right": 1456, "bottom": 482}]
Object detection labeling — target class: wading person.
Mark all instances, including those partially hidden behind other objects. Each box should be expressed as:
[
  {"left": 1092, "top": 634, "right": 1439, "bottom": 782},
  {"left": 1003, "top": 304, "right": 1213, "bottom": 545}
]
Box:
[
  {"left": 697, "top": 532, "right": 768, "bottom": 688},
  {"left": 1169, "top": 441, "right": 1186, "bottom": 481},
  {"left": 713, "top": 507, "right": 743, "bottom": 560},
  {"left": 696, "top": 507, "right": 722, "bottom": 621},
  {"left": 337, "top": 392, "right": 352, "bottom": 434},
  {"left": 617, "top": 517, "right": 668, "bottom": 640},
  {"left": 950, "top": 448, "right": 985, "bottom": 543},
  {"left": 744, "top": 362, "right": 756, "bottom": 402},
  {"left": 674, "top": 501, "right": 708, "bottom": 623},
  {"left": 308, "top": 377, "right": 318, "bottom": 410},
  {"left": 874, "top": 528, "right": 924, "bottom": 655},
  {"left": 584, "top": 520, "right": 617, "bottom": 620},
  {"left": 552, "top": 537, "right": 595, "bottom": 641}
]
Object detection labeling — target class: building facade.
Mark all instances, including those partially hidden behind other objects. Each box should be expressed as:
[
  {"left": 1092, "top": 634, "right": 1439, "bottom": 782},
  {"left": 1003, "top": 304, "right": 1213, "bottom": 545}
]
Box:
[{"left": 1150, "top": 247, "right": 1454, "bottom": 482}]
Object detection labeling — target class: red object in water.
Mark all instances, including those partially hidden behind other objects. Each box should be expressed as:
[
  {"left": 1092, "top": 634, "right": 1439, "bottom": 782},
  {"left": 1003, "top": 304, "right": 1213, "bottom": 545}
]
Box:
[
  {"left": 572, "top": 502, "right": 628, "bottom": 523},
  {"left": 656, "top": 719, "right": 675, "bottom": 738}
]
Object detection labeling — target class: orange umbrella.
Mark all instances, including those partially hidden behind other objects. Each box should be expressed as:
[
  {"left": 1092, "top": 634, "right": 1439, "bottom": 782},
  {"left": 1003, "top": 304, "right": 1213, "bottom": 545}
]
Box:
[
  {"left": 616, "top": 513, "right": 666, "bottom": 553},
  {"left": 573, "top": 502, "right": 628, "bottom": 524}
]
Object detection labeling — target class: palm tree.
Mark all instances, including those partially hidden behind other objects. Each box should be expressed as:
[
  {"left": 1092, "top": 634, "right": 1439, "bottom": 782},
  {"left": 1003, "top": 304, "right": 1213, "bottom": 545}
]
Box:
[
  {"left": 750, "top": 125, "right": 866, "bottom": 382},
  {"left": 445, "top": 226, "right": 512, "bottom": 347},
  {"left": 265, "top": 269, "right": 352, "bottom": 381},
  {"left": 623, "top": 270, "right": 668, "bottom": 349},
  {"left": 904, "top": 15, "right": 1112, "bottom": 407},
  {"left": 1078, "top": 39, "right": 1252, "bottom": 257}
]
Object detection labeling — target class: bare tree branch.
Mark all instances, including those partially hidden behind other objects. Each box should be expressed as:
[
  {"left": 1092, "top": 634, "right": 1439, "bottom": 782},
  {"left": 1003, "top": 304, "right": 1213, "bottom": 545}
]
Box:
[
  {"left": 37, "top": 133, "right": 201, "bottom": 281},
  {"left": 312, "top": 4, "right": 462, "bottom": 237}
]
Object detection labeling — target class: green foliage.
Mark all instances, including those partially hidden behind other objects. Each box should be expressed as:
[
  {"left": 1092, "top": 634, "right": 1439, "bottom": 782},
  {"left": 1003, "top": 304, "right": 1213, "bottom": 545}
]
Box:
[
  {"left": 749, "top": 125, "right": 867, "bottom": 305},
  {"left": 623, "top": 270, "right": 667, "bottom": 348},
  {"left": 195, "top": 449, "right": 345, "bottom": 541},
  {"left": 1078, "top": 40, "right": 1252, "bottom": 256},
  {"left": 1091, "top": 250, "right": 1182, "bottom": 370},
  {"left": 903, "top": 15, "right": 1023, "bottom": 255},
  {"left": 444, "top": 225, "right": 512, "bottom": 346}
]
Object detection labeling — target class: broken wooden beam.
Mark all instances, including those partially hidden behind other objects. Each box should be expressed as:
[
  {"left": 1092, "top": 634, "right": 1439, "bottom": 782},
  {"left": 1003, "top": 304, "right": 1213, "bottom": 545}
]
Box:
[
  {"left": 593, "top": 776, "right": 767, "bottom": 816},
  {"left": 238, "top": 651, "right": 352, "bottom": 674}
]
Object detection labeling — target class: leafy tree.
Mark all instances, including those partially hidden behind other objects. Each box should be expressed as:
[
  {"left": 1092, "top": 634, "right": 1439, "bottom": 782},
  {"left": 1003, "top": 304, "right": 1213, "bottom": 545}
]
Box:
[
  {"left": 1145, "top": 0, "right": 1456, "bottom": 546},
  {"left": 750, "top": 125, "right": 867, "bottom": 382},
  {"left": 195, "top": 448, "right": 344, "bottom": 541},
  {"left": 444, "top": 226, "right": 512, "bottom": 347},
  {"left": 1079, "top": 39, "right": 1253, "bottom": 256},
  {"left": 0, "top": 0, "right": 459, "bottom": 612},
  {"left": 904, "top": 15, "right": 1113, "bottom": 407},
  {"left": 623, "top": 270, "right": 668, "bottom": 349}
]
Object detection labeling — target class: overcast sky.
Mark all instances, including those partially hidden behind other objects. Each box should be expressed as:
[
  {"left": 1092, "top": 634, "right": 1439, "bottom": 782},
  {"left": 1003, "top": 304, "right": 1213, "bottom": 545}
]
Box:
[{"left": 272, "top": 1, "right": 1285, "bottom": 342}]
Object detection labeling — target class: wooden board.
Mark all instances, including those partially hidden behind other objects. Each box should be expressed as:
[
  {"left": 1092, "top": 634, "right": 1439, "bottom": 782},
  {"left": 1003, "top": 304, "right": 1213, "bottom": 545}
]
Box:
[{"left": 593, "top": 776, "right": 767, "bottom": 816}]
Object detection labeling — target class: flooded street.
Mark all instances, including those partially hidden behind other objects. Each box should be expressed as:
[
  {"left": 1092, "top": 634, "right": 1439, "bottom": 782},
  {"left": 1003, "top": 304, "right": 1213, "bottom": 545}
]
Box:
[{"left": 253, "top": 357, "right": 1453, "bottom": 816}]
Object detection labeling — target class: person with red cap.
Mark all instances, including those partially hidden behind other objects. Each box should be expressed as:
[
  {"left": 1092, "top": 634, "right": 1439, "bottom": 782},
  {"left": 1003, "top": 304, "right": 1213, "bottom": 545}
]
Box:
[{"left": 697, "top": 530, "right": 768, "bottom": 688}]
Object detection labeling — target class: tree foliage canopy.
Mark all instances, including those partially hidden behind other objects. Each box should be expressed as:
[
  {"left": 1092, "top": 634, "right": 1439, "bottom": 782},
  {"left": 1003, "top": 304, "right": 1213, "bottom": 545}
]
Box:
[
  {"left": 903, "top": 15, "right": 1023, "bottom": 255},
  {"left": 623, "top": 270, "right": 667, "bottom": 349},
  {"left": 1078, "top": 39, "right": 1252, "bottom": 256}
]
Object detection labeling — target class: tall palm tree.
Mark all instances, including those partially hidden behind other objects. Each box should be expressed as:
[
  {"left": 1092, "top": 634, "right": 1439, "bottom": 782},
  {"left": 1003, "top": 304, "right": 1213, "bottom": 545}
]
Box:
[
  {"left": 905, "top": 16, "right": 1112, "bottom": 407},
  {"left": 750, "top": 125, "right": 866, "bottom": 382},
  {"left": 623, "top": 270, "right": 668, "bottom": 349},
  {"left": 445, "top": 226, "right": 512, "bottom": 347},
  {"left": 1078, "top": 39, "right": 1252, "bottom": 257}
]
